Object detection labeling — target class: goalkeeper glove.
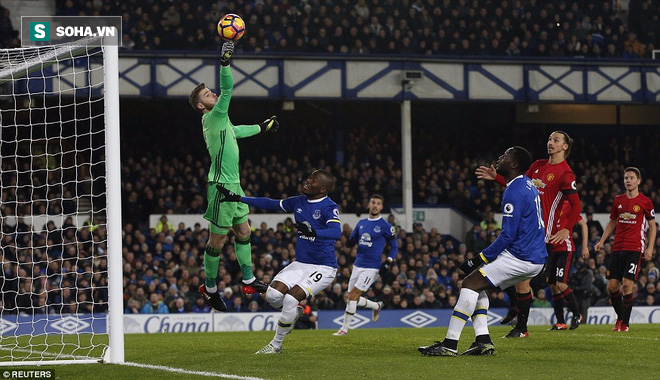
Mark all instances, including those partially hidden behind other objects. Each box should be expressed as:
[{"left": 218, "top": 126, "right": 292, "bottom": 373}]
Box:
[
  {"left": 294, "top": 221, "right": 316, "bottom": 238},
  {"left": 259, "top": 116, "right": 279, "bottom": 133},
  {"left": 221, "top": 41, "right": 234, "bottom": 66},
  {"left": 216, "top": 184, "right": 241, "bottom": 202},
  {"left": 458, "top": 254, "right": 484, "bottom": 276},
  {"left": 379, "top": 259, "right": 393, "bottom": 278}
]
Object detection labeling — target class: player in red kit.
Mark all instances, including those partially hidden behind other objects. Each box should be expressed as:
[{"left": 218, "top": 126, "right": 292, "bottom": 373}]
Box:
[
  {"left": 476, "top": 131, "right": 583, "bottom": 337},
  {"left": 548, "top": 201, "right": 590, "bottom": 330},
  {"left": 594, "top": 167, "right": 656, "bottom": 332}
]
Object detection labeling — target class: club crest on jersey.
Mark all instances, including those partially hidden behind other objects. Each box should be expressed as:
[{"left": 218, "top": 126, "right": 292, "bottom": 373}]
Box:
[
  {"left": 531, "top": 178, "right": 546, "bottom": 189},
  {"left": 633, "top": 205, "right": 641, "bottom": 213},
  {"left": 546, "top": 173, "right": 555, "bottom": 181},
  {"left": 374, "top": 226, "right": 381, "bottom": 233},
  {"left": 313, "top": 210, "right": 321, "bottom": 219}
]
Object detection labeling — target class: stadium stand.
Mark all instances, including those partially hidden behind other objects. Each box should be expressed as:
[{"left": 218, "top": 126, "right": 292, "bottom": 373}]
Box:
[
  {"left": 53, "top": 0, "right": 660, "bottom": 59},
  {"left": 2, "top": 1, "right": 659, "bottom": 317},
  {"left": 3, "top": 121, "right": 660, "bottom": 315}
]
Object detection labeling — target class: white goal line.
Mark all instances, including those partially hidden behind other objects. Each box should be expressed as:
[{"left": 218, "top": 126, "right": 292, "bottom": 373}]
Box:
[{"left": 0, "top": 346, "right": 267, "bottom": 380}]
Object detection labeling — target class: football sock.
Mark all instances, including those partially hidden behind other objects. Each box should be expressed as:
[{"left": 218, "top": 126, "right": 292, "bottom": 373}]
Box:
[
  {"left": 476, "top": 334, "right": 492, "bottom": 344},
  {"left": 203, "top": 245, "right": 222, "bottom": 291},
  {"left": 472, "top": 291, "right": 490, "bottom": 341},
  {"left": 609, "top": 289, "right": 624, "bottom": 319},
  {"left": 552, "top": 292, "right": 565, "bottom": 324},
  {"left": 270, "top": 294, "right": 298, "bottom": 349},
  {"left": 514, "top": 291, "right": 533, "bottom": 332},
  {"left": 341, "top": 300, "right": 358, "bottom": 331},
  {"left": 622, "top": 293, "right": 634, "bottom": 325},
  {"left": 358, "top": 297, "right": 379, "bottom": 310},
  {"left": 504, "top": 286, "right": 518, "bottom": 311},
  {"left": 562, "top": 288, "right": 580, "bottom": 319},
  {"left": 445, "top": 287, "right": 479, "bottom": 342},
  {"left": 234, "top": 236, "right": 254, "bottom": 282}
]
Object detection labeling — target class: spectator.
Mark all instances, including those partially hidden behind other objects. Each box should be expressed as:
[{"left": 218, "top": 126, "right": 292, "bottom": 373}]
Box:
[{"left": 141, "top": 293, "right": 169, "bottom": 314}]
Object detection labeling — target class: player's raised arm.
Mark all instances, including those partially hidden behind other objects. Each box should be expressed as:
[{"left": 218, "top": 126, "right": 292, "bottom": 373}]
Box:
[
  {"left": 233, "top": 115, "right": 279, "bottom": 139},
  {"left": 210, "top": 42, "right": 235, "bottom": 116},
  {"left": 476, "top": 164, "right": 506, "bottom": 186}
]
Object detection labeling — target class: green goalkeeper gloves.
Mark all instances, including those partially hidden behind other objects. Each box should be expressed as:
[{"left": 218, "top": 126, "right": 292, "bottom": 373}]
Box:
[
  {"left": 259, "top": 115, "right": 279, "bottom": 133},
  {"left": 221, "top": 42, "right": 234, "bottom": 66}
]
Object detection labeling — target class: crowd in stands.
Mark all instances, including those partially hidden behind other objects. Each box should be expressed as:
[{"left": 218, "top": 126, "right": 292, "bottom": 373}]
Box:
[
  {"left": 0, "top": 5, "right": 19, "bottom": 48},
  {"left": 46, "top": 0, "right": 660, "bottom": 59},
  {"left": 2, "top": 122, "right": 660, "bottom": 319}
]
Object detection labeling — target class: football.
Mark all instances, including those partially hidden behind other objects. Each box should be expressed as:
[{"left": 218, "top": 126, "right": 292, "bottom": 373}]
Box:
[{"left": 217, "top": 14, "right": 245, "bottom": 42}]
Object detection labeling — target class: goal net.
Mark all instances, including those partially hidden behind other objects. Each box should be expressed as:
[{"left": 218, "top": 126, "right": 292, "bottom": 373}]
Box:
[{"left": 0, "top": 38, "right": 123, "bottom": 365}]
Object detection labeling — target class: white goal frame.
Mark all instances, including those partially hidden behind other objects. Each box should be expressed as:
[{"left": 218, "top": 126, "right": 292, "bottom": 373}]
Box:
[{"left": 0, "top": 38, "right": 123, "bottom": 366}]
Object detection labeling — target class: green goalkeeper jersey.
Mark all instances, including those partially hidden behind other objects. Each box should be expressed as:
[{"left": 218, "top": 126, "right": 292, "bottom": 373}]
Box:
[{"left": 202, "top": 65, "right": 260, "bottom": 184}]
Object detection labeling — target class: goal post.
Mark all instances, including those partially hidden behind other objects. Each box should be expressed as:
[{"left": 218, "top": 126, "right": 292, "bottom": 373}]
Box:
[
  {"left": 103, "top": 43, "right": 124, "bottom": 365},
  {"left": 0, "top": 37, "right": 123, "bottom": 365}
]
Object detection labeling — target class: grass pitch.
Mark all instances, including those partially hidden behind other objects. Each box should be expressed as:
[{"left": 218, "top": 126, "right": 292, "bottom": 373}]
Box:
[{"left": 2, "top": 325, "right": 659, "bottom": 379}]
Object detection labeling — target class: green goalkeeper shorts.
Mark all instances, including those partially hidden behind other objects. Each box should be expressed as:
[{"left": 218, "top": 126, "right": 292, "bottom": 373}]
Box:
[{"left": 204, "top": 182, "right": 249, "bottom": 235}]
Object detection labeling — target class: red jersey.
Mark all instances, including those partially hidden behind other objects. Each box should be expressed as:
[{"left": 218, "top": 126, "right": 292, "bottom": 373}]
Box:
[
  {"left": 551, "top": 201, "right": 575, "bottom": 252},
  {"left": 610, "top": 193, "right": 655, "bottom": 252},
  {"left": 526, "top": 159, "right": 577, "bottom": 243}
]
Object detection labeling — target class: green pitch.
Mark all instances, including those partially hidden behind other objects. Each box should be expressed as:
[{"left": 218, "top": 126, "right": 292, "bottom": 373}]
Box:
[{"left": 3, "top": 325, "right": 659, "bottom": 379}]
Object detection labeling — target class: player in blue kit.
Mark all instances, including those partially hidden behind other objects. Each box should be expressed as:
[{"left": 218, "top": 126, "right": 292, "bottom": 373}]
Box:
[
  {"left": 418, "top": 146, "right": 547, "bottom": 356},
  {"left": 217, "top": 169, "right": 341, "bottom": 354},
  {"left": 333, "top": 194, "right": 398, "bottom": 336}
]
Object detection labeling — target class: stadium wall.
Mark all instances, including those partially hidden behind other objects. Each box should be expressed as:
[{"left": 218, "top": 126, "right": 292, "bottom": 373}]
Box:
[
  {"left": 4, "top": 307, "right": 658, "bottom": 336},
  {"left": 23, "top": 53, "right": 660, "bottom": 103},
  {"left": 119, "top": 306, "right": 660, "bottom": 333}
]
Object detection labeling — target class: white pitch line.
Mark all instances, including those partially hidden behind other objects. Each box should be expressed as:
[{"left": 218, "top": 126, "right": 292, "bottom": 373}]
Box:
[
  {"left": 589, "top": 333, "right": 660, "bottom": 342},
  {"left": 1, "top": 347, "right": 268, "bottom": 379},
  {"left": 120, "top": 361, "right": 269, "bottom": 380}
]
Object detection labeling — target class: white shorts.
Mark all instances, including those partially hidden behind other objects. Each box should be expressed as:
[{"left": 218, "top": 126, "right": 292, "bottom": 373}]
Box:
[
  {"left": 479, "top": 250, "right": 545, "bottom": 290},
  {"left": 273, "top": 261, "right": 337, "bottom": 297},
  {"left": 348, "top": 265, "right": 379, "bottom": 292}
]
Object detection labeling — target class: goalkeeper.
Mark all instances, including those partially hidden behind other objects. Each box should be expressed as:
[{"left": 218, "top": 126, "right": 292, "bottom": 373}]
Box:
[{"left": 189, "top": 41, "right": 279, "bottom": 312}]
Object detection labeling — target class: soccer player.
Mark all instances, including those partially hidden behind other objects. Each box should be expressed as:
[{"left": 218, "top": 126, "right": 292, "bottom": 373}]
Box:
[
  {"left": 418, "top": 146, "right": 546, "bottom": 356},
  {"left": 188, "top": 42, "right": 279, "bottom": 312},
  {"left": 594, "top": 167, "right": 656, "bottom": 332},
  {"left": 217, "top": 170, "right": 342, "bottom": 354},
  {"left": 476, "top": 131, "right": 583, "bottom": 336},
  {"left": 333, "top": 194, "right": 398, "bottom": 336},
  {"left": 547, "top": 201, "right": 590, "bottom": 330}
]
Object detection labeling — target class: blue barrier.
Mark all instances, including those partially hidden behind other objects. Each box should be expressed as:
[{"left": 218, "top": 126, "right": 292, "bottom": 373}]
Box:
[
  {"left": 317, "top": 308, "right": 507, "bottom": 330},
  {"left": 0, "top": 314, "right": 107, "bottom": 336},
  {"left": 317, "top": 306, "right": 660, "bottom": 330}
]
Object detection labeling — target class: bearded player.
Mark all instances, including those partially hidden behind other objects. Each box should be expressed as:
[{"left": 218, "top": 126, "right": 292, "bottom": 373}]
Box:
[
  {"left": 476, "top": 131, "right": 583, "bottom": 336},
  {"left": 189, "top": 41, "right": 279, "bottom": 311}
]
